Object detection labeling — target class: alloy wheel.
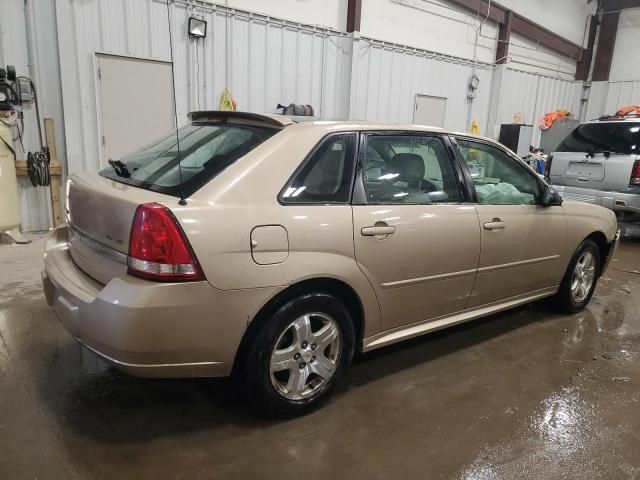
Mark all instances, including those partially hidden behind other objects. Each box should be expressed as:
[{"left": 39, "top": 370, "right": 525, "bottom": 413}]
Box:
[
  {"left": 571, "top": 251, "right": 596, "bottom": 303},
  {"left": 269, "top": 313, "right": 342, "bottom": 400}
]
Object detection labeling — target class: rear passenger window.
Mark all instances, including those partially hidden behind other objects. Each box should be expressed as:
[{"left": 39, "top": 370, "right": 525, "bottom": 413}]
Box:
[
  {"left": 362, "top": 134, "right": 462, "bottom": 204},
  {"left": 557, "top": 122, "right": 640, "bottom": 154},
  {"left": 280, "top": 134, "right": 356, "bottom": 203}
]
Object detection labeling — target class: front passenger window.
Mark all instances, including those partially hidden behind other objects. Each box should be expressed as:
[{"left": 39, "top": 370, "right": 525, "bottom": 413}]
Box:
[{"left": 457, "top": 139, "right": 542, "bottom": 205}]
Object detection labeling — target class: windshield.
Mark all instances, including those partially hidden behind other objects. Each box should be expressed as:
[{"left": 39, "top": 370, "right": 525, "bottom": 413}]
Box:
[
  {"left": 99, "top": 122, "right": 278, "bottom": 196},
  {"left": 556, "top": 122, "right": 640, "bottom": 155}
]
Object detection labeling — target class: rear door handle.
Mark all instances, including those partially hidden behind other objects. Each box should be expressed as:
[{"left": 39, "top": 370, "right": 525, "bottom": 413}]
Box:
[
  {"left": 361, "top": 223, "right": 396, "bottom": 237},
  {"left": 483, "top": 219, "right": 506, "bottom": 231}
]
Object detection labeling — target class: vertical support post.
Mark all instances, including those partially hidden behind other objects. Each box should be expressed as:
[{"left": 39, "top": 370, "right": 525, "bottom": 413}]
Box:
[
  {"left": 486, "top": 64, "right": 505, "bottom": 139},
  {"left": 346, "top": 35, "right": 361, "bottom": 120},
  {"left": 345, "top": 0, "right": 363, "bottom": 119},
  {"left": 592, "top": 10, "right": 620, "bottom": 81},
  {"left": 575, "top": 15, "right": 599, "bottom": 81},
  {"left": 44, "top": 118, "right": 63, "bottom": 228},
  {"left": 495, "top": 10, "right": 513, "bottom": 64},
  {"left": 486, "top": 10, "right": 512, "bottom": 138},
  {"left": 346, "top": 0, "right": 362, "bottom": 33}
]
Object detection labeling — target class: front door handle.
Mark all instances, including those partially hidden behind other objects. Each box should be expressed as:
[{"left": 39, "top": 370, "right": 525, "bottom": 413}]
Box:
[
  {"left": 483, "top": 218, "right": 506, "bottom": 231},
  {"left": 361, "top": 222, "right": 396, "bottom": 237}
]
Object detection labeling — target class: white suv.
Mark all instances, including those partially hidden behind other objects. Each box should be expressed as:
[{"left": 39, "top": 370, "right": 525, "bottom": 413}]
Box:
[{"left": 548, "top": 116, "right": 640, "bottom": 223}]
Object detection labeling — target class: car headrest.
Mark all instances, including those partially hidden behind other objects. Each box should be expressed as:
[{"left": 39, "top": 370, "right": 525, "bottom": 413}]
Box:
[{"left": 386, "top": 153, "right": 425, "bottom": 188}]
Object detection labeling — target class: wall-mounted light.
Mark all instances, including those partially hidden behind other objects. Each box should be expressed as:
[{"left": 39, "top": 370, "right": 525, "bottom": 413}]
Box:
[
  {"left": 467, "top": 73, "right": 480, "bottom": 99},
  {"left": 188, "top": 17, "right": 207, "bottom": 38},
  {"left": 469, "top": 74, "right": 480, "bottom": 90}
]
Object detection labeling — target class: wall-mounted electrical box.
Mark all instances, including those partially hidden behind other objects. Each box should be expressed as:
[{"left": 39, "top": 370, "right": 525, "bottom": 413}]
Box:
[{"left": 17, "top": 78, "right": 33, "bottom": 102}]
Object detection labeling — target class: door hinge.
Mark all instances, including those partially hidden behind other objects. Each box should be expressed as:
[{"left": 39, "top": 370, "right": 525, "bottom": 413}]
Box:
[
  {"left": 97, "top": 67, "right": 101, "bottom": 80},
  {"left": 101, "top": 135, "right": 106, "bottom": 146}
]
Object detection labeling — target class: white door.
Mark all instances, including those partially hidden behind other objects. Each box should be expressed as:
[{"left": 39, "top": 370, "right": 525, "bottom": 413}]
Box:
[
  {"left": 413, "top": 95, "right": 447, "bottom": 127},
  {"left": 96, "top": 54, "right": 175, "bottom": 163}
]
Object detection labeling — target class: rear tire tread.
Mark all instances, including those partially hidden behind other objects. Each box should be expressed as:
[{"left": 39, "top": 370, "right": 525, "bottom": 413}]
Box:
[{"left": 233, "top": 292, "right": 355, "bottom": 418}]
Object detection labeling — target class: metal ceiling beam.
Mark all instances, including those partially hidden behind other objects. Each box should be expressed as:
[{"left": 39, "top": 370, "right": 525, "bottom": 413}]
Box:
[
  {"left": 447, "top": 0, "right": 584, "bottom": 59},
  {"left": 509, "top": 15, "right": 583, "bottom": 59}
]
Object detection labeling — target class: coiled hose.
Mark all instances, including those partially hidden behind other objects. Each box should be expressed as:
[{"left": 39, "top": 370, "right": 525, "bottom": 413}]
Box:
[{"left": 26, "top": 148, "right": 50, "bottom": 187}]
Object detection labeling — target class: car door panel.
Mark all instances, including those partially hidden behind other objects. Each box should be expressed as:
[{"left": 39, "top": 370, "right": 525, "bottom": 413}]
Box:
[
  {"left": 352, "top": 132, "right": 480, "bottom": 331},
  {"left": 468, "top": 204, "right": 566, "bottom": 307},
  {"left": 454, "top": 137, "right": 568, "bottom": 308},
  {"left": 353, "top": 205, "right": 480, "bottom": 330}
]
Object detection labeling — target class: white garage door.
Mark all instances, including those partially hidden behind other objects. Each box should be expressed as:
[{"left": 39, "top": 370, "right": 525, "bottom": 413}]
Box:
[
  {"left": 413, "top": 94, "right": 447, "bottom": 128},
  {"left": 96, "top": 54, "right": 175, "bottom": 164}
]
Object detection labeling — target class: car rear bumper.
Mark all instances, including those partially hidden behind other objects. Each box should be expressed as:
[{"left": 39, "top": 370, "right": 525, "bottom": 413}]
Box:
[
  {"left": 42, "top": 226, "right": 278, "bottom": 378},
  {"left": 552, "top": 185, "right": 640, "bottom": 216}
]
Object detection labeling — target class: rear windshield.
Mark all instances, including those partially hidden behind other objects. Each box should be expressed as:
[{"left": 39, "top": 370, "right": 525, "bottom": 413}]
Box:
[
  {"left": 99, "top": 122, "right": 277, "bottom": 196},
  {"left": 556, "top": 122, "right": 640, "bottom": 155}
]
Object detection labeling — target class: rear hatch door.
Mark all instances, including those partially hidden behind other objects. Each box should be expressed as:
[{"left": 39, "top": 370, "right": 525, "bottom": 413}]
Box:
[
  {"left": 66, "top": 114, "right": 281, "bottom": 285},
  {"left": 552, "top": 151, "right": 606, "bottom": 186},
  {"left": 66, "top": 172, "right": 176, "bottom": 285},
  {"left": 551, "top": 120, "right": 640, "bottom": 189}
]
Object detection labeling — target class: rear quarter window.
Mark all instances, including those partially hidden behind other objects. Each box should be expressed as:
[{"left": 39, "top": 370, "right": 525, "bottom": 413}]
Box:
[
  {"left": 280, "top": 133, "right": 357, "bottom": 204},
  {"left": 556, "top": 122, "right": 640, "bottom": 155},
  {"left": 99, "top": 123, "right": 278, "bottom": 197}
]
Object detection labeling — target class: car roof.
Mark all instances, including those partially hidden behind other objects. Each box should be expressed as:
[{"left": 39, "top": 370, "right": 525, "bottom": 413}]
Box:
[
  {"left": 585, "top": 115, "right": 640, "bottom": 124},
  {"left": 188, "top": 110, "right": 494, "bottom": 142},
  {"left": 287, "top": 120, "right": 496, "bottom": 143}
]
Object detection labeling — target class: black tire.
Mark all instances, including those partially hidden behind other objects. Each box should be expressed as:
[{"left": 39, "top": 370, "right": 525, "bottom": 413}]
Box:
[
  {"left": 552, "top": 239, "right": 601, "bottom": 314},
  {"left": 233, "top": 292, "right": 355, "bottom": 418}
]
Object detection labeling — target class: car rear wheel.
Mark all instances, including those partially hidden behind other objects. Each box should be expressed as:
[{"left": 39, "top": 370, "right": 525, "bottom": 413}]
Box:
[
  {"left": 234, "top": 292, "right": 355, "bottom": 417},
  {"left": 553, "top": 239, "right": 601, "bottom": 313}
]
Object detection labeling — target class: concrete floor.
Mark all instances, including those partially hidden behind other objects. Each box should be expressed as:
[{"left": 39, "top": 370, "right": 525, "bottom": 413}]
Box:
[{"left": 1, "top": 227, "right": 639, "bottom": 480}]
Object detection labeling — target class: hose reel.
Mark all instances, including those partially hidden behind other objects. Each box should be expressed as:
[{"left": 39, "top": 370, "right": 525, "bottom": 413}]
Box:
[{"left": 26, "top": 148, "right": 50, "bottom": 187}]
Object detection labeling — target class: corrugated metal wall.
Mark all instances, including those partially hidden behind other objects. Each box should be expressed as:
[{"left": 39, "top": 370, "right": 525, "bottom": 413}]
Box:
[
  {"left": 497, "top": 68, "right": 582, "bottom": 146},
  {"left": 603, "top": 81, "right": 640, "bottom": 113},
  {"left": 583, "top": 81, "right": 608, "bottom": 120},
  {"left": 0, "top": 0, "right": 64, "bottom": 232},
  {"left": 56, "top": 0, "right": 352, "bottom": 175},
  {"left": 351, "top": 37, "right": 493, "bottom": 134},
  {"left": 582, "top": 80, "right": 640, "bottom": 121},
  {"left": 4, "top": 0, "right": 624, "bottom": 231}
]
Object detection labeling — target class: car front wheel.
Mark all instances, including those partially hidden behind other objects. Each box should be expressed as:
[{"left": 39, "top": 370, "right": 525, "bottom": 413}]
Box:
[
  {"left": 553, "top": 239, "right": 601, "bottom": 313},
  {"left": 234, "top": 292, "right": 355, "bottom": 417}
]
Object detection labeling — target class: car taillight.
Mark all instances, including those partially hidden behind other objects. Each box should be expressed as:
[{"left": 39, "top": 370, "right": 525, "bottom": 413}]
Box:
[
  {"left": 127, "top": 202, "right": 204, "bottom": 282},
  {"left": 631, "top": 160, "right": 640, "bottom": 186},
  {"left": 544, "top": 154, "right": 553, "bottom": 177}
]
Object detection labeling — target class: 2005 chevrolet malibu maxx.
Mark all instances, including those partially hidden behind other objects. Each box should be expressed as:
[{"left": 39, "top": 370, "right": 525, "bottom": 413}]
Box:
[{"left": 43, "top": 111, "right": 619, "bottom": 416}]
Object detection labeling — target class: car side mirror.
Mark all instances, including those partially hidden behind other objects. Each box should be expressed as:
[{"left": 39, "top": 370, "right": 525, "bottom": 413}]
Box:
[{"left": 541, "top": 185, "right": 562, "bottom": 207}]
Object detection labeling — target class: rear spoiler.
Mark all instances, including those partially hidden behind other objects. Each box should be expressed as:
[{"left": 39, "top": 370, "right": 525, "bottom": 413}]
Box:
[{"left": 188, "top": 110, "right": 293, "bottom": 129}]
